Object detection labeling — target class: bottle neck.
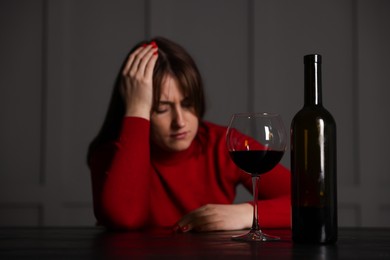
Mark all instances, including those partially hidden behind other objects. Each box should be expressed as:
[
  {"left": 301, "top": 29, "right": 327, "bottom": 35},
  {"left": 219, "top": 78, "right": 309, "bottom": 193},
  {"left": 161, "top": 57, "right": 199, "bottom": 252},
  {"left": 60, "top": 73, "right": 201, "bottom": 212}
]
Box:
[{"left": 304, "top": 55, "right": 322, "bottom": 106}]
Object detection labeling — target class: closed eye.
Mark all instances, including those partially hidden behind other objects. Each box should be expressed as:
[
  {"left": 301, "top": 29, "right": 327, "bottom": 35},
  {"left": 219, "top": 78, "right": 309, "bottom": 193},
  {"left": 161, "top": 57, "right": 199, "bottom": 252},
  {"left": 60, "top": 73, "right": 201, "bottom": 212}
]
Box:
[
  {"left": 155, "top": 104, "right": 170, "bottom": 114},
  {"left": 181, "top": 98, "right": 193, "bottom": 109},
  {"left": 154, "top": 97, "right": 193, "bottom": 114}
]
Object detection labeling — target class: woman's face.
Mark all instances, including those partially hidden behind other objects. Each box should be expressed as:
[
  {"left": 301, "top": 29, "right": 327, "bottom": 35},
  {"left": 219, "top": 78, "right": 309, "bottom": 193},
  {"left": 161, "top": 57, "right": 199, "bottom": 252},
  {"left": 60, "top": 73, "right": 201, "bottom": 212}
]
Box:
[{"left": 150, "top": 75, "right": 199, "bottom": 152}]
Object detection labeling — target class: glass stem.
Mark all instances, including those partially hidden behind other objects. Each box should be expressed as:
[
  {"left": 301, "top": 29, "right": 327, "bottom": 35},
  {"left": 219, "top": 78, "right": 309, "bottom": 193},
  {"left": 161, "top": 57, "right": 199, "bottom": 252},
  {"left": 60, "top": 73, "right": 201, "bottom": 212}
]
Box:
[{"left": 251, "top": 176, "right": 260, "bottom": 231}]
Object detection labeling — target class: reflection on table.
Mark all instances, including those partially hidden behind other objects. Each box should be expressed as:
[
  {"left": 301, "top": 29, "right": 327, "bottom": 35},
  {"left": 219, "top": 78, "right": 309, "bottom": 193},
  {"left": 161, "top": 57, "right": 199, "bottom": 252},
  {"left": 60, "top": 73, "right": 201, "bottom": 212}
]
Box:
[{"left": 0, "top": 227, "right": 389, "bottom": 259}]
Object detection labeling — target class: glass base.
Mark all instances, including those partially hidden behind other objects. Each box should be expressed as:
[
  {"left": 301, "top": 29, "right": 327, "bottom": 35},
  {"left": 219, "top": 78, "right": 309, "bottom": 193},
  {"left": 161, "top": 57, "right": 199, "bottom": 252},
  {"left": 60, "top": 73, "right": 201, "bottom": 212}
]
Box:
[{"left": 232, "top": 229, "right": 280, "bottom": 242}]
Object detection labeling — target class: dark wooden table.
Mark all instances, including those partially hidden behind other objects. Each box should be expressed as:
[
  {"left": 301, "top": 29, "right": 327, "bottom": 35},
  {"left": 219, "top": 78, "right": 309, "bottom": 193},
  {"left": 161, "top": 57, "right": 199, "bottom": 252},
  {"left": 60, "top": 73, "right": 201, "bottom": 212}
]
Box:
[{"left": 1, "top": 227, "right": 389, "bottom": 259}]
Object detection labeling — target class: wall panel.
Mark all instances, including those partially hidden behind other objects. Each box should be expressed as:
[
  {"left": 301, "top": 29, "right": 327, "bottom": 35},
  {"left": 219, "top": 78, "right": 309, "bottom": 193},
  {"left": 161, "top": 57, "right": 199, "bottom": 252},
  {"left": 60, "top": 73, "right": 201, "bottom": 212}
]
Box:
[
  {"left": 338, "top": 204, "right": 361, "bottom": 227},
  {"left": 61, "top": 203, "right": 94, "bottom": 226},
  {"left": 0, "top": 0, "right": 44, "bottom": 185},
  {"left": 358, "top": 0, "right": 390, "bottom": 226},
  {"left": 0, "top": 204, "right": 42, "bottom": 226}
]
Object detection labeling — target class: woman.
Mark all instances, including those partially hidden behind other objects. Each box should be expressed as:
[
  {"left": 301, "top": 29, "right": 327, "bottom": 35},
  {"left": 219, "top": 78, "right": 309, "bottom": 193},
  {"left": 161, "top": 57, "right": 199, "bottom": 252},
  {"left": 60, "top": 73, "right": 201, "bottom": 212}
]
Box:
[{"left": 87, "top": 37, "right": 290, "bottom": 232}]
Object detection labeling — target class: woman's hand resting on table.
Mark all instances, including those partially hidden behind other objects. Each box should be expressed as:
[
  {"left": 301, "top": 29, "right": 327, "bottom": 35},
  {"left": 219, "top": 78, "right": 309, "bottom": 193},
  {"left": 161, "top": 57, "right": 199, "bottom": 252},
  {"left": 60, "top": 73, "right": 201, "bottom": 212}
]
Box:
[
  {"left": 120, "top": 41, "right": 158, "bottom": 120},
  {"left": 173, "top": 203, "right": 253, "bottom": 232}
]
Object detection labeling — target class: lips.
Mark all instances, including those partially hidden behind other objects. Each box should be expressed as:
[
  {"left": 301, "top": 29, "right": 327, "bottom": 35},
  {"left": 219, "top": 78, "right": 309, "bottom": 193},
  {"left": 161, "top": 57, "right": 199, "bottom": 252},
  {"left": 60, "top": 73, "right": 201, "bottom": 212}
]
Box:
[{"left": 170, "top": 131, "right": 188, "bottom": 140}]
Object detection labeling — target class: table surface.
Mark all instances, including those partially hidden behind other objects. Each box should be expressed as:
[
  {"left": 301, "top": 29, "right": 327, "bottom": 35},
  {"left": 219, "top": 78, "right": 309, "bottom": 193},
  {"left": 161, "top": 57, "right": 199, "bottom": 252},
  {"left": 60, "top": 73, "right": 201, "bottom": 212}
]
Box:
[{"left": 1, "top": 227, "right": 390, "bottom": 259}]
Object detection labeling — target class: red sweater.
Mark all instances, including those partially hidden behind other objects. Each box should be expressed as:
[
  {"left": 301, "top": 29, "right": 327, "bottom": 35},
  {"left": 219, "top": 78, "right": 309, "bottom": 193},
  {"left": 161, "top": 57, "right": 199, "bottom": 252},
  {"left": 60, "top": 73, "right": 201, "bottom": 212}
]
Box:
[{"left": 89, "top": 117, "right": 291, "bottom": 230}]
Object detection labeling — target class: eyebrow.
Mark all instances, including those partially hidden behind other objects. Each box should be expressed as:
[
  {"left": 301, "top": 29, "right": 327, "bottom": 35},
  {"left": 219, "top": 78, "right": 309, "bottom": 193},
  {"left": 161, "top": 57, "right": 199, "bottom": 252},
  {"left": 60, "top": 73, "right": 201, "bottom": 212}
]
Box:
[
  {"left": 157, "top": 100, "right": 173, "bottom": 105},
  {"left": 158, "top": 97, "right": 190, "bottom": 105}
]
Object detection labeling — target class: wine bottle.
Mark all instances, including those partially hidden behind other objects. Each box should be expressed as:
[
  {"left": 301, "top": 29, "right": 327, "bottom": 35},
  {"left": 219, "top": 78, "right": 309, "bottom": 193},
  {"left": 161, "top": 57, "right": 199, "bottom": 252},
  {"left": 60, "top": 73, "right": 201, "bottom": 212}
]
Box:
[{"left": 290, "top": 54, "right": 337, "bottom": 244}]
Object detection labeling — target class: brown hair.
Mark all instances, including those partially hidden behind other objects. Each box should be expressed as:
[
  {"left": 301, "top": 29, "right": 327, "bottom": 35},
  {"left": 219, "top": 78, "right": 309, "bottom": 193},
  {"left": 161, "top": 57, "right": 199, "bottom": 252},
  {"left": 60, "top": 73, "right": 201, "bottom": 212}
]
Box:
[
  {"left": 152, "top": 37, "right": 205, "bottom": 117},
  {"left": 87, "top": 36, "right": 205, "bottom": 164}
]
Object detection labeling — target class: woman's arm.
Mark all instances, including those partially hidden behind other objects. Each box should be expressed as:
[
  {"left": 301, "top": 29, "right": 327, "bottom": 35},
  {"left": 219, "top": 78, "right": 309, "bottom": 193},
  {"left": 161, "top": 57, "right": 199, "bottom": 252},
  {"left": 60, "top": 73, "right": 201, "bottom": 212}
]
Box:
[
  {"left": 90, "top": 118, "right": 152, "bottom": 229},
  {"left": 90, "top": 42, "right": 158, "bottom": 230},
  {"left": 173, "top": 166, "right": 291, "bottom": 232}
]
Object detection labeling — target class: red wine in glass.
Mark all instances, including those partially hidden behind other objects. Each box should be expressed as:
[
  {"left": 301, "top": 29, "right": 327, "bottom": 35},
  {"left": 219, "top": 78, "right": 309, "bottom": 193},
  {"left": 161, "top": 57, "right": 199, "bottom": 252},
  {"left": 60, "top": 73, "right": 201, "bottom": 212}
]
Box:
[{"left": 229, "top": 150, "right": 284, "bottom": 176}]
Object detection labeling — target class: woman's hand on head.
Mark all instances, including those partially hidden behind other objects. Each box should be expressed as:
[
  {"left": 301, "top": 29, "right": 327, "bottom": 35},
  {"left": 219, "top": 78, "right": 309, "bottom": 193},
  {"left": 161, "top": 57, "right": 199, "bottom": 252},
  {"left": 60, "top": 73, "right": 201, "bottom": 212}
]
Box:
[
  {"left": 173, "top": 203, "right": 253, "bottom": 233},
  {"left": 121, "top": 42, "right": 158, "bottom": 120}
]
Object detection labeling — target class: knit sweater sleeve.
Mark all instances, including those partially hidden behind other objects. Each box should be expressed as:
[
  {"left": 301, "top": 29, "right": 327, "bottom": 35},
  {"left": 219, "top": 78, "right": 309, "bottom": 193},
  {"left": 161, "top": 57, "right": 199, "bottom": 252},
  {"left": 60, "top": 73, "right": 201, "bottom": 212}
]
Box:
[{"left": 89, "top": 117, "right": 151, "bottom": 229}]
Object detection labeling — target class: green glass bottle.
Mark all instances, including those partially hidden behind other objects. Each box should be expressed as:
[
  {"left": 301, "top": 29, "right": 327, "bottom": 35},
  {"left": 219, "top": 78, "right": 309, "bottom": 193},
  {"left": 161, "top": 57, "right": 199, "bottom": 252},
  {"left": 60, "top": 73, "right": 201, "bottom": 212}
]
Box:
[{"left": 291, "top": 54, "right": 337, "bottom": 244}]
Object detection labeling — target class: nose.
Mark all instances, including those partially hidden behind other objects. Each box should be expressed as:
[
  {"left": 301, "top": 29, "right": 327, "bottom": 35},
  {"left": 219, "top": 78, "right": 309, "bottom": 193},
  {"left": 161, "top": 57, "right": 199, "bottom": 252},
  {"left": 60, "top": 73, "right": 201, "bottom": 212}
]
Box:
[{"left": 172, "top": 105, "right": 186, "bottom": 128}]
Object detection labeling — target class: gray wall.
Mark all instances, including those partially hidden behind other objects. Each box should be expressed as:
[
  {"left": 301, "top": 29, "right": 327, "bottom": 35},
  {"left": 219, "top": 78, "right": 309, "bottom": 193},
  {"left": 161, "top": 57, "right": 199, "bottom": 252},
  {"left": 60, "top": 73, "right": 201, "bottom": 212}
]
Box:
[{"left": 0, "top": 0, "right": 389, "bottom": 227}]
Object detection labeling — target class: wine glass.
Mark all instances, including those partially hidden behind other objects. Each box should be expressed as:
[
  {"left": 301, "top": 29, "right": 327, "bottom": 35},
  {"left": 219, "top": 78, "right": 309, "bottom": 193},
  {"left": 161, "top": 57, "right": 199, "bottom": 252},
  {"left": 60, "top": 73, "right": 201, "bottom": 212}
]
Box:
[{"left": 226, "top": 112, "right": 287, "bottom": 242}]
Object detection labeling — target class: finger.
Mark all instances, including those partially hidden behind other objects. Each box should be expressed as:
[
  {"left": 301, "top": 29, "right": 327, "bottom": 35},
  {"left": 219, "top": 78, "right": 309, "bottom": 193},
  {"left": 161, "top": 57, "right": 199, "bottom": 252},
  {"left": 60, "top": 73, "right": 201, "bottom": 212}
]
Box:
[
  {"left": 128, "top": 45, "right": 155, "bottom": 76},
  {"left": 138, "top": 47, "right": 158, "bottom": 78},
  {"left": 174, "top": 204, "right": 219, "bottom": 232},
  {"left": 176, "top": 213, "right": 217, "bottom": 233},
  {"left": 144, "top": 50, "right": 158, "bottom": 79},
  {"left": 179, "top": 204, "right": 215, "bottom": 223},
  {"left": 194, "top": 220, "right": 225, "bottom": 232},
  {"left": 122, "top": 45, "right": 145, "bottom": 76},
  {"left": 184, "top": 216, "right": 223, "bottom": 233},
  {"left": 172, "top": 221, "right": 191, "bottom": 233},
  {"left": 174, "top": 215, "right": 196, "bottom": 233},
  {"left": 175, "top": 206, "right": 209, "bottom": 227}
]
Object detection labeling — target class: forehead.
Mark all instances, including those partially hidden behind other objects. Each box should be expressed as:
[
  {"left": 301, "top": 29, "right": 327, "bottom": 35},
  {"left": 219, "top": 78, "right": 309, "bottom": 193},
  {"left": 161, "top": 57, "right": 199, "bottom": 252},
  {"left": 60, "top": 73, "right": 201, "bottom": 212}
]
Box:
[{"left": 160, "top": 75, "right": 184, "bottom": 101}]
